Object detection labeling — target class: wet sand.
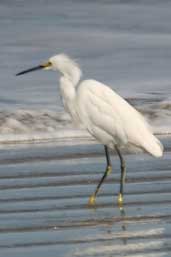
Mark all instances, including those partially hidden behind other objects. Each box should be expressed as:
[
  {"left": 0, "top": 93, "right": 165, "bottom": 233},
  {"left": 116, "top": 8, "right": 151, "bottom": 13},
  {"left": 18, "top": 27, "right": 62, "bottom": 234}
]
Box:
[{"left": 0, "top": 137, "right": 171, "bottom": 257}]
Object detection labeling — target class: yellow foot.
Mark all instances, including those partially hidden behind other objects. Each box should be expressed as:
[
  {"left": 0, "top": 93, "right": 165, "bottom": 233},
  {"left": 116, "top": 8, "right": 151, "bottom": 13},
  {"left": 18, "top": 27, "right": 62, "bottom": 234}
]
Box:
[
  {"left": 117, "top": 193, "right": 124, "bottom": 209},
  {"left": 88, "top": 194, "right": 96, "bottom": 206},
  {"left": 107, "top": 166, "right": 112, "bottom": 175}
]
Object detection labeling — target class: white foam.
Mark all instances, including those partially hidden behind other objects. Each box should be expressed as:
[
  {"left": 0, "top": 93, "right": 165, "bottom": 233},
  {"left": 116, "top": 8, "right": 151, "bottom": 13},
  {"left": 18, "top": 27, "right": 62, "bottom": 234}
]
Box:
[
  {"left": 0, "top": 97, "right": 171, "bottom": 146},
  {"left": 0, "top": 128, "right": 93, "bottom": 145}
]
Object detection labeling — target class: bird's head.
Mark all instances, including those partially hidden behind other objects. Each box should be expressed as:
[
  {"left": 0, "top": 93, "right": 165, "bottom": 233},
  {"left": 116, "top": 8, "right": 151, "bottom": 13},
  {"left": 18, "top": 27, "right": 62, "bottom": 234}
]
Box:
[
  {"left": 16, "top": 53, "right": 81, "bottom": 76},
  {"left": 16, "top": 53, "right": 82, "bottom": 86}
]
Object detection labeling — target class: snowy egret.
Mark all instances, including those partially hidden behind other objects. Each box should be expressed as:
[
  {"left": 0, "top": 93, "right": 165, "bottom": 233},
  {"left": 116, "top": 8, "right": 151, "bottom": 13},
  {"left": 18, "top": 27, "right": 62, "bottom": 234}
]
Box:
[{"left": 16, "top": 54, "right": 163, "bottom": 207}]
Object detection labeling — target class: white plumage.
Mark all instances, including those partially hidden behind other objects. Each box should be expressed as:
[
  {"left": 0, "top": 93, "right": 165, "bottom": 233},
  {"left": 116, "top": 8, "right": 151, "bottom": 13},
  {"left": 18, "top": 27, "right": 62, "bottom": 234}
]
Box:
[
  {"left": 49, "top": 54, "right": 163, "bottom": 157},
  {"left": 16, "top": 53, "right": 163, "bottom": 206},
  {"left": 77, "top": 79, "right": 163, "bottom": 157}
]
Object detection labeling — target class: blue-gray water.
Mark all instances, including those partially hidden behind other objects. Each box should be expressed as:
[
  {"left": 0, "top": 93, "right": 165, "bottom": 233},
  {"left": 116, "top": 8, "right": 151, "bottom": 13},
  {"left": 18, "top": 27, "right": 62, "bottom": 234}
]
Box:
[
  {"left": 1, "top": 0, "right": 171, "bottom": 141},
  {"left": 0, "top": 138, "right": 171, "bottom": 257},
  {"left": 1, "top": 2, "right": 171, "bottom": 257}
]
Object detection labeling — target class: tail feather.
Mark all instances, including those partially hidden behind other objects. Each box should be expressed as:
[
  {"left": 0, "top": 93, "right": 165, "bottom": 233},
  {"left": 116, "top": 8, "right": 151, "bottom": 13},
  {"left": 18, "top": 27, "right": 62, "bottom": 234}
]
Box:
[{"left": 142, "top": 135, "right": 163, "bottom": 157}]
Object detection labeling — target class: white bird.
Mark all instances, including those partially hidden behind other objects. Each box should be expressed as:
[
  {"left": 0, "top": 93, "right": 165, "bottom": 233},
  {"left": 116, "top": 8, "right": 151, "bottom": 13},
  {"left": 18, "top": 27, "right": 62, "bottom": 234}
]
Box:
[{"left": 16, "top": 53, "right": 163, "bottom": 207}]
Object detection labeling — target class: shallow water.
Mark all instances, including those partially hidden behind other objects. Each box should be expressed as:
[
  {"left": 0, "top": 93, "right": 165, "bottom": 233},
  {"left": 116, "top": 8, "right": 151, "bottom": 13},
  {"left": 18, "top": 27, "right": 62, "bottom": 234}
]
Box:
[
  {"left": 0, "top": 138, "right": 171, "bottom": 257},
  {"left": 1, "top": 2, "right": 171, "bottom": 256}
]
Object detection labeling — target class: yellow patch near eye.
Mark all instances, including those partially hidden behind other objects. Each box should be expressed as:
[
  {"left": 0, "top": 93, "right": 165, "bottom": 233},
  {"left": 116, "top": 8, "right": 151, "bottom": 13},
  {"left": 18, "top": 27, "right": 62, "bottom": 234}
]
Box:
[
  {"left": 42, "top": 61, "right": 52, "bottom": 70},
  {"left": 43, "top": 66, "right": 51, "bottom": 70}
]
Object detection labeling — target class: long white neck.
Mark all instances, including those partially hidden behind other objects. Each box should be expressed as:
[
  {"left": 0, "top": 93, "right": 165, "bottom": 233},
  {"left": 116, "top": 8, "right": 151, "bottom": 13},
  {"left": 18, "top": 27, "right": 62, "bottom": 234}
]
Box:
[
  {"left": 64, "top": 64, "right": 82, "bottom": 87},
  {"left": 59, "top": 70, "right": 81, "bottom": 124}
]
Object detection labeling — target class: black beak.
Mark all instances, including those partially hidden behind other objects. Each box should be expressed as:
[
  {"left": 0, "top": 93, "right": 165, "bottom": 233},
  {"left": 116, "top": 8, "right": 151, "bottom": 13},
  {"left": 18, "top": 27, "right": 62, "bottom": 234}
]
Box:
[
  {"left": 16, "top": 62, "right": 51, "bottom": 76},
  {"left": 16, "top": 65, "right": 44, "bottom": 76}
]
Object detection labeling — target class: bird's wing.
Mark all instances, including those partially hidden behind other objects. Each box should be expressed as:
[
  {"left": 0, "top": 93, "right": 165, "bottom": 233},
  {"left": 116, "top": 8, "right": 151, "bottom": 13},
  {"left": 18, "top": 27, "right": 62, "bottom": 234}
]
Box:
[
  {"left": 77, "top": 80, "right": 163, "bottom": 156},
  {"left": 77, "top": 80, "right": 130, "bottom": 145}
]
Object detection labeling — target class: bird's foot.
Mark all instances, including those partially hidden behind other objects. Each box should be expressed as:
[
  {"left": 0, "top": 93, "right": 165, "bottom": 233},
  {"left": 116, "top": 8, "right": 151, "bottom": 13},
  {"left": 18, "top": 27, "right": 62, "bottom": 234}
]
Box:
[
  {"left": 106, "top": 165, "right": 112, "bottom": 175},
  {"left": 117, "top": 193, "right": 124, "bottom": 209},
  {"left": 88, "top": 194, "right": 96, "bottom": 206}
]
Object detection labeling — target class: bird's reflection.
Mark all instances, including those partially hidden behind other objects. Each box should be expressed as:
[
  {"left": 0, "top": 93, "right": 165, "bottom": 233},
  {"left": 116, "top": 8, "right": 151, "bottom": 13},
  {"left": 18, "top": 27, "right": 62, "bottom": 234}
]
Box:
[{"left": 119, "top": 206, "right": 128, "bottom": 245}]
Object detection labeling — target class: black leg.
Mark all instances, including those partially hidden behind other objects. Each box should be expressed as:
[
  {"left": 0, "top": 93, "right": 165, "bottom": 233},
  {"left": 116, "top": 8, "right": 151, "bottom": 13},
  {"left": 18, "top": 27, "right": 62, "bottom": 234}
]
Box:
[
  {"left": 115, "top": 146, "right": 126, "bottom": 207},
  {"left": 88, "top": 145, "right": 112, "bottom": 205},
  {"left": 104, "top": 145, "right": 111, "bottom": 168}
]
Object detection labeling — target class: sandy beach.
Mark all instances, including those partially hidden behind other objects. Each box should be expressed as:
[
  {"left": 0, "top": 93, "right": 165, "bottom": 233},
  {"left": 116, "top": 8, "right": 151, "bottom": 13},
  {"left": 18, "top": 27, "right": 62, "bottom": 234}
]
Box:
[{"left": 0, "top": 136, "right": 170, "bottom": 257}]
